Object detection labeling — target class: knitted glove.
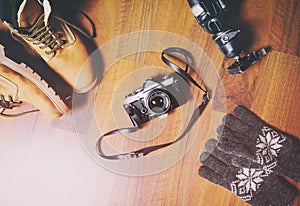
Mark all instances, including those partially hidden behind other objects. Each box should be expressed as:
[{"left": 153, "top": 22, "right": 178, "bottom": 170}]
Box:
[
  {"left": 216, "top": 105, "right": 300, "bottom": 182},
  {"left": 199, "top": 139, "right": 298, "bottom": 206}
]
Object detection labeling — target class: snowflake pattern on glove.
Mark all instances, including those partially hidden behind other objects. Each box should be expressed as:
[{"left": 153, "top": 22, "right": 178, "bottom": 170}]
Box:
[
  {"left": 236, "top": 168, "right": 264, "bottom": 193},
  {"left": 256, "top": 126, "right": 286, "bottom": 164},
  {"left": 231, "top": 168, "right": 266, "bottom": 201},
  {"left": 231, "top": 126, "right": 286, "bottom": 202}
]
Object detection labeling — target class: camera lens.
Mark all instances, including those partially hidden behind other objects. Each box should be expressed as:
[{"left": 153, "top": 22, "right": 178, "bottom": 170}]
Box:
[{"left": 147, "top": 90, "right": 171, "bottom": 114}]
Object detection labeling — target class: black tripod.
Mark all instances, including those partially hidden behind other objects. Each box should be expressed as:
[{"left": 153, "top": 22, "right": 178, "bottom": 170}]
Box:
[{"left": 187, "top": 0, "right": 269, "bottom": 74}]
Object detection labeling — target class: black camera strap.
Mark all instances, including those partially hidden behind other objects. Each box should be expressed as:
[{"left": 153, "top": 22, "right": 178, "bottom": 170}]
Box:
[{"left": 96, "top": 47, "right": 210, "bottom": 160}]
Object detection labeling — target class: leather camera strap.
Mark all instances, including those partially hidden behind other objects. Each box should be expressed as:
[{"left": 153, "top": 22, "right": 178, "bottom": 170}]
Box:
[{"left": 96, "top": 47, "right": 210, "bottom": 160}]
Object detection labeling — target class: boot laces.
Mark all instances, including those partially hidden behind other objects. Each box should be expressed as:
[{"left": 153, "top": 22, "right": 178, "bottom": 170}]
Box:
[
  {"left": 0, "top": 93, "right": 39, "bottom": 117},
  {"left": 24, "top": 12, "right": 96, "bottom": 58},
  {"left": 0, "top": 94, "right": 21, "bottom": 109},
  {"left": 25, "top": 14, "right": 67, "bottom": 57}
]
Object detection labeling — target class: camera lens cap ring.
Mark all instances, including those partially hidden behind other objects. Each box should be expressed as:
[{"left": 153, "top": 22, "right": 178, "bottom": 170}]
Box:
[{"left": 147, "top": 89, "right": 171, "bottom": 114}]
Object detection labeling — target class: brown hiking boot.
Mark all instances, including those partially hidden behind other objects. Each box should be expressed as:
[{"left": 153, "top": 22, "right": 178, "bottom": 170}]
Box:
[
  {"left": 0, "top": 21, "right": 72, "bottom": 118},
  {"left": 0, "top": 64, "right": 63, "bottom": 118},
  {"left": 4, "top": 0, "right": 100, "bottom": 93}
]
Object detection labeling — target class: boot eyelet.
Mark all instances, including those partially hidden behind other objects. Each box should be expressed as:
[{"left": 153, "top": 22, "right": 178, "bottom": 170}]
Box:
[{"left": 55, "top": 33, "right": 62, "bottom": 38}]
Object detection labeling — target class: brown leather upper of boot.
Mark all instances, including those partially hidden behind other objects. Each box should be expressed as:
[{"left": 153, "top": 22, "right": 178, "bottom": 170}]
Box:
[
  {"left": 8, "top": 0, "right": 100, "bottom": 93},
  {"left": 0, "top": 21, "right": 73, "bottom": 114}
]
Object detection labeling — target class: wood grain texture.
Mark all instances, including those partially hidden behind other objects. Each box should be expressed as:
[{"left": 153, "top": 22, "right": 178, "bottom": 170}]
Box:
[
  {"left": 0, "top": 0, "right": 299, "bottom": 206},
  {"left": 268, "top": 0, "right": 300, "bottom": 56},
  {"left": 83, "top": 0, "right": 300, "bottom": 205}
]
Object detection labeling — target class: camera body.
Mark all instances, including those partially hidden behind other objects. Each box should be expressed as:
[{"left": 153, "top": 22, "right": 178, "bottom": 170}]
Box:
[{"left": 123, "top": 73, "right": 190, "bottom": 128}]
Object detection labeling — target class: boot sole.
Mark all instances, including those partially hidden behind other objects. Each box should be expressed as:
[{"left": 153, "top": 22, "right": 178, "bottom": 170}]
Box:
[{"left": 0, "top": 44, "right": 69, "bottom": 114}]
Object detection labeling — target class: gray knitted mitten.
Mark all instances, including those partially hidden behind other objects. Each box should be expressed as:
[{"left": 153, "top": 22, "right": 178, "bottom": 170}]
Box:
[
  {"left": 217, "top": 105, "right": 300, "bottom": 182},
  {"left": 199, "top": 139, "right": 298, "bottom": 206}
]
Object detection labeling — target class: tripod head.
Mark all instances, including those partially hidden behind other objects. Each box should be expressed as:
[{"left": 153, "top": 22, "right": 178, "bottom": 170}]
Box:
[{"left": 188, "top": 0, "right": 269, "bottom": 74}]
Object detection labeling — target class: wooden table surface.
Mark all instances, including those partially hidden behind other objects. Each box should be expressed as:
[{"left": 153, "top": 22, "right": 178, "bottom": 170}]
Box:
[{"left": 0, "top": 0, "right": 299, "bottom": 206}]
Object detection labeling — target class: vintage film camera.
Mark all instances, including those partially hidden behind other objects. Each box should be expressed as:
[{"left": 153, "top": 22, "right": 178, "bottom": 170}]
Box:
[
  {"left": 96, "top": 48, "right": 209, "bottom": 160},
  {"left": 123, "top": 72, "right": 191, "bottom": 128}
]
